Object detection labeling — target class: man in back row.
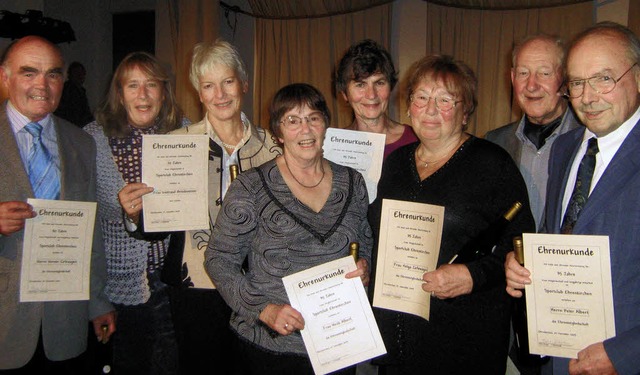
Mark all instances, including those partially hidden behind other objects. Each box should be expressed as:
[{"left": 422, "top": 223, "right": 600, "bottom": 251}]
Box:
[
  {"left": 486, "top": 33, "right": 581, "bottom": 231},
  {"left": 0, "top": 36, "right": 115, "bottom": 373},
  {"left": 487, "top": 32, "right": 583, "bottom": 375},
  {"left": 506, "top": 21, "right": 640, "bottom": 374}
]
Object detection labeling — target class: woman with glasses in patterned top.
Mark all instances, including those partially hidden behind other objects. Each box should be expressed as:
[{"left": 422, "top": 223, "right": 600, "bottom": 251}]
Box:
[
  {"left": 205, "top": 83, "right": 373, "bottom": 375},
  {"left": 367, "top": 55, "right": 535, "bottom": 374}
]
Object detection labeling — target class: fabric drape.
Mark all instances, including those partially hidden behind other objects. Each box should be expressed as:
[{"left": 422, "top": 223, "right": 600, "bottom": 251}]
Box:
[
  {"left": 421, "top": 1, "right": 592, "bottom": 137},
  {"left": 159, "top": 0, "right": 639, "bottom": 137},
  {"left": 424, "top": 0, "right": 589, "bottom": 10},
  {"left": 253, "top": 3, "right": 392, "bottom": 130},
  {"left": 246, "top": 0, "right": 393, "bottom": 18},
  {"left": 156, "top": 0, "right": 219, "bottom": 123}
]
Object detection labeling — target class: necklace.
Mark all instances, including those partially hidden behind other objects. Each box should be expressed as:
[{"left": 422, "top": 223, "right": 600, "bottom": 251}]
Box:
[
  {"left": 218, "top": 128, "right": 244, "bottom": 150},
  {"left": 415, "top": 138, "right": 465, "bottom": 168},
  {"left": 221, "top": 140, "right": 241, "bottom": 149},
  {"left": 283, "top": 157, "right": 326, "bottom": 188}
]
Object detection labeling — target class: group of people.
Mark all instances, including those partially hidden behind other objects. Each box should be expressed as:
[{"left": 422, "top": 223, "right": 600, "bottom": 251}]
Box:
[{"left": 0, "top": 19, "right": 639, "bottom": 375}]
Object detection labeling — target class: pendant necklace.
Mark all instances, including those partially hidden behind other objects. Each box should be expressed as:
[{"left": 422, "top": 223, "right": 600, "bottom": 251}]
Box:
[
  {"left": 416, "top": 138, "right": 464, "bottom": 168},
  {"left": 283, "top": 157, "right": 325, "bottom": 188}
]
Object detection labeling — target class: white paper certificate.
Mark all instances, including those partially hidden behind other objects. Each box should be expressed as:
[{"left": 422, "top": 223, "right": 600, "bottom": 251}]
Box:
[
  {"left": 283, "top": 256, "right": 386, "bottom": 375},
  {"left": 523, "top": 233, "right": 615, "bottom": 359},
  {"left": 141, "top": 134, "right": 209, "bottom": 232},
  {"left": 372, "top": 199, "right": 444, "bottom": 321},
  {"left": 20, "top": 199, "right": 96, "bottom": 302},
  {"left": 323, "top": 128, "right": 385, "bottom": 203}
]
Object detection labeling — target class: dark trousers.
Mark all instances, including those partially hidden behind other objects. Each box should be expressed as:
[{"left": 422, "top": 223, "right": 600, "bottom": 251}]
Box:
[
  {"left": 167, "top": 287, "right": 237, "bottom": 375},
  {"left": 112, "top": 273, "right": 179, "bottom": 375}
]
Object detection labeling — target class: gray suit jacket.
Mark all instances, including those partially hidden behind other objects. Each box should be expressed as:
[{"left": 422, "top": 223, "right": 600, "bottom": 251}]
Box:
[
  {"left": 0, "top": 103, "right": 113, "bottom": 369},
  {"left": 545, "top": 120, "right": 640, "bottom": 374},
  {"left": 485, "top": 108, "right": 581, "bottom": 165},
  {"left": 486, "top": 108, "right": 581, "bottom": 230}
]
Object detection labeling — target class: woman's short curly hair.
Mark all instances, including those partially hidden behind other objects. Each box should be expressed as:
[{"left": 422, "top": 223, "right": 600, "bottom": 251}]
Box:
[
  {"left": 335, "top": 39, "right": 398, "bottom": 95},
  {"left": 404, "top": 54, "right": 478, "bottom": 124}
]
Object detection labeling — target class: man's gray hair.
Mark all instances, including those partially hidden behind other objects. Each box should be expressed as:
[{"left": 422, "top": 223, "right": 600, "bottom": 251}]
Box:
[{"left": 512, "top": 33, "right": 565, "bottom": 69}]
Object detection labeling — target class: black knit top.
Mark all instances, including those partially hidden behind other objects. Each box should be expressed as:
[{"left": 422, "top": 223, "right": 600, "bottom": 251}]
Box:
[{"left": 368, "top": 136, "right": 535, "bottom": 374}]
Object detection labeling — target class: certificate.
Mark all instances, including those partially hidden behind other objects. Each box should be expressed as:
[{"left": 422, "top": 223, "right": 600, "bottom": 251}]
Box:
[
  {"left": 523, "top": 233, "right": 615, "bottom": 358},
  {"left": 141, "top": 134, "right": 209, "bottom": 232},
  {"left": 20, "top": 199, "right": 96, "bottom": 302},
  {"left": 372, "top": 199, "right": 444, "bottom": 320},
  {"left": 323, "top": 128, "right": 385, "bottom": 203},
  {"left": 283, "top": 256, "right": 386, "bottom": 375}
]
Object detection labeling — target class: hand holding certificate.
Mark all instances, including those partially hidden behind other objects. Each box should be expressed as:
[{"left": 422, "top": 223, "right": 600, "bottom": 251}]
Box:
[
  {"left": 20, "top": 199, "right": 96, "bottom": 302},
  {"left": 141, "top": 134, "right": 209, "bottom": 232},
  {"left": 372, "top": 199, "right": 444, "bottom": 320},
  {"left": 323, "top": 128, "right": 385, "bottom": 203},
  {"left": 522, "top": 233, "right": 615, "bottom": 359},
  {"left": 283, "top": 256, "right": 386, "bottom": 375}
]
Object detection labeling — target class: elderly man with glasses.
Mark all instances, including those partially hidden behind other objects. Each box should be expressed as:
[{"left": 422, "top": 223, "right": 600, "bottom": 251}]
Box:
[{"left": 506, "top": 21, "right": 640, "bottom": 375}]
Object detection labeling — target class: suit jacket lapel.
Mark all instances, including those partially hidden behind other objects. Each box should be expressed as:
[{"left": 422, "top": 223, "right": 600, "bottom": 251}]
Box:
[
  {"left": 54, "top": 117, "right": 82, "bottom": 200},
  {"left": 546, "top": 128, "right": 584, "bottom": 233},
  {"left": 0, "top": 103, "right": 34, "bottom": 198},
  {"left": 505, "top": 124, "right": 523, "bottom": 165},
  {"left": 574, "top": 120, "right": 640, "bottom": 232}
]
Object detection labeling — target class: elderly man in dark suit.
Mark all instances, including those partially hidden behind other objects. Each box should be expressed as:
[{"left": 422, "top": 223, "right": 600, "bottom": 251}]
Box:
[
  {"left": 506, "top": 21, "right": 640, "bottom": 375},
  {"left": 486, "top": 34, "right": 581, "bottom": 231},
  {"left": 0, "top": 35, "right": 115, "bottom": 373}
]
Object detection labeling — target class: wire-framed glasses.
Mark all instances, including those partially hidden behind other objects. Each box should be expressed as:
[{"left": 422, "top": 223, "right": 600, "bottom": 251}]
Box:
[
  {"left": 280, "top": 112, "right": 326, "bottom": 131},
  {"left": 566, "top": 63, "right": 638, "bottom": 98},
  {"left": 410, "top": 94, "right": 460, "bottom": 111}
]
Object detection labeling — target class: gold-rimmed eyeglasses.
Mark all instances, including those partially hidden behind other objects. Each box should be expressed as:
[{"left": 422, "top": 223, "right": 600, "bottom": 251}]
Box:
[
  {"left": 280, "top": 113, "right": 326, "bottom": 131},
  {"left": 410, "top": 94, "right": 461, "bottom": 111},
  {"left": 565, "top": 62, "right": 638, "bottom": 98}
]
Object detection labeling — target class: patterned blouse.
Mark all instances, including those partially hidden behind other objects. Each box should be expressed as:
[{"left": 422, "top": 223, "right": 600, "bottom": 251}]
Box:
[
  {"left": 205, "top": 159, "right": 373, "bottom": 355},
  {"left": 85, "top": 121, "right": 171, "bottom": 305},
  {"left": 108, "top": 124, "right": 166, "bottom": 271}
]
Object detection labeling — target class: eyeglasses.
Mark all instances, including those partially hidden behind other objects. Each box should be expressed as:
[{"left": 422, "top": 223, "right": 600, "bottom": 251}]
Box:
[
  {"left": 565, "top": 63, "right": 638, "bottom": 98},
  {"left": 410, "top": 94, "right": 460, "bottom": 111},
  {"left": 280, "top": 113, "right": 326, "bottom": 130}
]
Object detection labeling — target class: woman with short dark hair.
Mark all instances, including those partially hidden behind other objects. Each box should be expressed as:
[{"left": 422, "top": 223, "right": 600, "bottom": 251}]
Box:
[
  {"left": 206, "top": 83, "right": 373, "bottom": 375},
  {"left": 335, "top": 39, "right": 417, "bottom": 158}
]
